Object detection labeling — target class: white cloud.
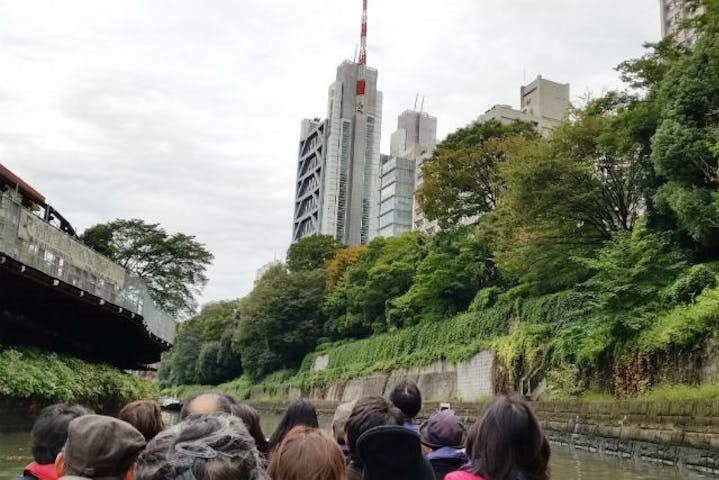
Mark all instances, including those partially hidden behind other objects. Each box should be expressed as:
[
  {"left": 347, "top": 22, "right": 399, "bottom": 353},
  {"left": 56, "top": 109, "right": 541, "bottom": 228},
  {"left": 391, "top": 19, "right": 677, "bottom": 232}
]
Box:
[{"left": 0, "top": 0, "right": 660, "bottom": 306}]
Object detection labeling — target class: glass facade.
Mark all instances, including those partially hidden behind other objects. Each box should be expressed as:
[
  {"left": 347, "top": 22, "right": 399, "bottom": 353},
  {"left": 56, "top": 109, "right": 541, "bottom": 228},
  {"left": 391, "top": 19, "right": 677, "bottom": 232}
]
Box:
[{"left": 378, "top": 154, "right": 416, "bottom": 238}]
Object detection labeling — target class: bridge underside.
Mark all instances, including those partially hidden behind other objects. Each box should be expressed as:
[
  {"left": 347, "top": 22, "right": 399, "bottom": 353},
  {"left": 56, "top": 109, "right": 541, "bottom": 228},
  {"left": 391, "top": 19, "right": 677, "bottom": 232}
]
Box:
[{"left": 0, "top": 257, "right": 169, "bottom": 369}]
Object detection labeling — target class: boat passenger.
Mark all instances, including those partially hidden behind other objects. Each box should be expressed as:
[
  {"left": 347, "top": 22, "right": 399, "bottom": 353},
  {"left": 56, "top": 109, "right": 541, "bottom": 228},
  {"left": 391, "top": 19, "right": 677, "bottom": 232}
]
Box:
[
  {"left": 232, "top": 402, "right": 270, "bottom": 458},
  {"left": 55, "top": 415, "right": 145, "bottom": 480},
  {"left": 445, "top": 394, "right": 550, "bottom": 480},
  {"left": 344, "top": 395, "right": 404, "bottom": 480},
  {"left": 134, "top": 412, "right": 266, "bottom": 480},
  {"left": 267, "top": 425, "right": 345, "bottom": 480},
  {"left": 179, "top": 390, "right": 238, "bottom": 418},
  {"left": 12, "top": 404, "right": 93, "bottom": 480},
  {"left": 268, "top": 399, "right": 319, "bottom": 455},
  {"left": 388, "top": 379, "right": 422, "bottom": 432},
  {"left": 118, "top": 399, "right": 165, "bottom": 441},
  {"left": 419, "top": 409, "right": 467, "bottom": 480}
]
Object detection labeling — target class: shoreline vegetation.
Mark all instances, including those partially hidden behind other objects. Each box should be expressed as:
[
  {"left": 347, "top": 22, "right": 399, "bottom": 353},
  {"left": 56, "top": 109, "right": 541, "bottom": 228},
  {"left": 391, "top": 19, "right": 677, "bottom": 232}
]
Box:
[{"left": 0, "top": 346, "right": 156, "bottom": 411}]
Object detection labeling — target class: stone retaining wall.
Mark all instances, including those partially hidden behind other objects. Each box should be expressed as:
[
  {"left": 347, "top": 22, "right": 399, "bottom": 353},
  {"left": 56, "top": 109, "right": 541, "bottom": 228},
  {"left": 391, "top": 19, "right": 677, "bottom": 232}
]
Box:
[
  {"left": 533, "top": 400, "right": 719, "bottom": 474},
  {"left": 300, "top": 350, "right": 495, "bottom": 402}
]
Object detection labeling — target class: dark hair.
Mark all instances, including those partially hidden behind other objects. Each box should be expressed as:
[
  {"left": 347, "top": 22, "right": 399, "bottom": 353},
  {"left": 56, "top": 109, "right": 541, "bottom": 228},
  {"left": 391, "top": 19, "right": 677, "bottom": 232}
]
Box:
[
  {"left": 268, "top": 399, "right": 319, "bottom": 453},
  {"left": 267, "top": 426, "right": 345, "bottom": 480},
  {"left": 134, "top": 413, "right": 266, "bottom": 480},
  {"left": 345, "top": 395, "right": 403, "bottom": 466},
  {"left": 118, "top": 399, "right": 165, "bottom": 441},
  {"left": 466, "top": 395, "right": 550, "bottom": 480},
  {"left": 388, "top": 379, "right": 422, "bottom": 421},
  {"left": 30, "top": 404, "right": 94, "bottom": 464},
  {"left": 180, "top": 391, "right": 238, "bottom": 419},
  {"left": 231, "top": 403, "right": 269, "bottom": 457}
]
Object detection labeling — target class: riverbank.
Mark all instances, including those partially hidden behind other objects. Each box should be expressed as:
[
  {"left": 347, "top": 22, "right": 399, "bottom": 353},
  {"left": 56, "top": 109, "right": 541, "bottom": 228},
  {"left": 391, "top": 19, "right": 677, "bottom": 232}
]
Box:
[
  {"left": 238, "top": 398, "right": 719, "bottom": 475},
  {"left": 0, "top": 346, "right": 157, "bottom": 416}
]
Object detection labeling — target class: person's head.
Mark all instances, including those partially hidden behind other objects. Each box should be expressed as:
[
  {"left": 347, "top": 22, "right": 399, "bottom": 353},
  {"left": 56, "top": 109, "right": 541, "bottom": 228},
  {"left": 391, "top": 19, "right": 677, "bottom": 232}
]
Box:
[
  {"left": 134, "top": 412, "right": 266, "bottom": 480},
  {"left": 388, "top": 379, "right": 422, "bottom": 422},
  {"left": 180, "top": 391, "right": 238, "bottom": 419},
  {"left": 466, "top": 395, "right": 550, "bottom": 480},
  {"left": 55, "top": 414, "right": 146, "bottom": 480},
  {"left": 345, "top": 396, "right": 403, "bottom": 466},
  {"left": 268, "top": 399, "right": 319, "bottom": 452},
  {"left": 30, "top": 403, "right": 93, "bottom": 465},
  {"left": 356, "top": 425, "right": 435, "bottom": 480},
  {"left": 231, "top": 403, "right": 269, "bottom": 457},
  {"left": 267, "top": 426, "right": 345, "bottom": 480},
  {"left": 331, "top": 400, "right": 356, "bottom": 446},
  {"left": 419, "top": 409, "right": 466, "bottom": 451},
  {"left": 118, "top": 399, "right": 165, "bottom": 441}
]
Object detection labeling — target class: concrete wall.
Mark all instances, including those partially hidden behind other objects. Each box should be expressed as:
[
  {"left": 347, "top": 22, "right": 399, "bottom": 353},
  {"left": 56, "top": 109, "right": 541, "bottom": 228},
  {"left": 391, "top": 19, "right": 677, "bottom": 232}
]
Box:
[{"left": 303, "top": 350, "right": 494, "bottom": 402}]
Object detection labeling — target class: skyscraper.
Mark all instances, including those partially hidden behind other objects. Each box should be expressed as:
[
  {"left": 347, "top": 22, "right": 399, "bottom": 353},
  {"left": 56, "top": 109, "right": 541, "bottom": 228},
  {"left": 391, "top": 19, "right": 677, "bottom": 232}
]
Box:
[
  {"left": 385, "top": 109, "right": 438, "bottom": 234},
  {"left": 291, "top": 2, "right": 382, "bottom": 246},
  {"left": 660, "top": 0, "right": 704, "bottom": 44}
]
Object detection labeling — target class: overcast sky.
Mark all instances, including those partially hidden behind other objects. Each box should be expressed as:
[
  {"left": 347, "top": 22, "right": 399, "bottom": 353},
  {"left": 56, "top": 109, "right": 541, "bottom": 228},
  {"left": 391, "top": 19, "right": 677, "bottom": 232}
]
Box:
[{"left": 0, "top": 0, "right": 660, "bottom": 308}]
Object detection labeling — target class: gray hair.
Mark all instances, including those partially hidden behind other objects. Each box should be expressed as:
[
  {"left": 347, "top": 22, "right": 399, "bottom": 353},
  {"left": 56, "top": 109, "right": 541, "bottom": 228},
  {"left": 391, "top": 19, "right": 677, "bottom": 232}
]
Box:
[{"left": 134, "top": 413, "right": 266, "bottom": 480}]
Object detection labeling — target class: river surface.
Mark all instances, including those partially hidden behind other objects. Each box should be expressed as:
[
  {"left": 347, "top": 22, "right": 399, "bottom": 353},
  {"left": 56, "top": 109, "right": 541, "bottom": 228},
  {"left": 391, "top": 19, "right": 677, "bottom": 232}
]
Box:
[{"left": 0, "top": 410, "right": 714, "bottom": 479}]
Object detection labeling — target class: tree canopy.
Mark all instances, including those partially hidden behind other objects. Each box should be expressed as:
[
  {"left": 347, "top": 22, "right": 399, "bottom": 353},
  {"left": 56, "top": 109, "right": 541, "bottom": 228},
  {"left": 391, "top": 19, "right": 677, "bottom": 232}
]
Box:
[
  {"left": 81, "top": 218, "right": 213, "bottom": 318},
  {"left": 415, "top": 119, "right": 538, "bottom": 229}
]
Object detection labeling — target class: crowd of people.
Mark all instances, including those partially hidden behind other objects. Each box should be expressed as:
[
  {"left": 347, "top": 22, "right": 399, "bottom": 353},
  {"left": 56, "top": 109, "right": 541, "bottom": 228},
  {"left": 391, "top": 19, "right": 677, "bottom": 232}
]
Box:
[{"left": 13, "top": 380, "right": 550, "bottom": 480}]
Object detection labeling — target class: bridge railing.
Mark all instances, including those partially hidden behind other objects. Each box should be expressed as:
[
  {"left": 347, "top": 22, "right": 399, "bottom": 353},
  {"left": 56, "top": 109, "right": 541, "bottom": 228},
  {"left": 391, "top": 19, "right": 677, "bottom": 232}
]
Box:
[{"left": 0, "top": 194, "right": 176, "bottom": 344}]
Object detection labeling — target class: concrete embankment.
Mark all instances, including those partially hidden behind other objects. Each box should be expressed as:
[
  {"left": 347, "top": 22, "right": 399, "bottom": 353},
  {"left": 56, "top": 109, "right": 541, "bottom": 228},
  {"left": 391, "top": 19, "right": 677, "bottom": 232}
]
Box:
[{"left": 244, "top": 347, "right": 719, "bottom": 475}]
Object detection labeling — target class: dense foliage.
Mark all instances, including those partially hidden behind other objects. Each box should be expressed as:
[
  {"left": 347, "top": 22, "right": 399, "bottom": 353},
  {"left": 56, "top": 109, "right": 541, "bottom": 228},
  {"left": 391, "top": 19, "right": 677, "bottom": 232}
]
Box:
[
  {"left": 0, "top": 347, "right": 156, "bottom": 409},
  {"left": 81, "top": 219, "right": 213, "bottom": 318},
  {"left": 160, "top": 2, "right": 719, "bottom": 399}
]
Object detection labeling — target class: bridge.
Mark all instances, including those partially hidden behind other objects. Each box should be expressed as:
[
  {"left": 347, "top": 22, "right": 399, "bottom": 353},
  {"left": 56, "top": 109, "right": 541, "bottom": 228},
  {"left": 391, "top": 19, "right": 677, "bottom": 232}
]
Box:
[{"left": 0, "top": 164, "right": 176, "bottom": 369}]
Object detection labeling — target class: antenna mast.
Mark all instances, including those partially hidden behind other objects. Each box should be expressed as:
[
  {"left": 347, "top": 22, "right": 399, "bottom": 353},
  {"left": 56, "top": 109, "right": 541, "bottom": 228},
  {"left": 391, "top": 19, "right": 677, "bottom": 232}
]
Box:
[{"left": 355, "top": 0, "right": 368, "bottom": 112}]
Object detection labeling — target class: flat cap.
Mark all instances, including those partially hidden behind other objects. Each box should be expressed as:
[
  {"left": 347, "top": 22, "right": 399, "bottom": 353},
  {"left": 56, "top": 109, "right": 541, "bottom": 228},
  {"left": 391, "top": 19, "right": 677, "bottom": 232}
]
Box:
[{"left": 63, "top": 414, "right": 146, "bottom": 479}]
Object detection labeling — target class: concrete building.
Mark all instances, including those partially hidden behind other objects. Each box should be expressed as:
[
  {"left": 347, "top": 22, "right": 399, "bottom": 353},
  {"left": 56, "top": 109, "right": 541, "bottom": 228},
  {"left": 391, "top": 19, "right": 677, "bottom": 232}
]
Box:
[
  {"left": 291, "top": 61, "right": 383, "bottom": 246},
  {"left": 390, "top": 109, "right": 438, "bottom": 158},
  {"left": 660, "top": 0, "right": 704, "bottom": 44},
  {"left": 383, "top": 109, "right": 439, "bottom": 234},
  {"left": 478, "top": 75, "right": 570, "bottom": 137},
  {"left": 378, "top": 154, "right": 416, "bottom": 237},
  {"left": 292, "top": 118, "right": 327, "bottom": 241}
]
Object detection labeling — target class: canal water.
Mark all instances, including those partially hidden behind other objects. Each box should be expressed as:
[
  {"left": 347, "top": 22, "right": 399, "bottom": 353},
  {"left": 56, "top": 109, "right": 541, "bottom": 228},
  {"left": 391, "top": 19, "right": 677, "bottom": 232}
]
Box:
[{"left": 0, "top": 410, "right": 713, "bottom": 479}]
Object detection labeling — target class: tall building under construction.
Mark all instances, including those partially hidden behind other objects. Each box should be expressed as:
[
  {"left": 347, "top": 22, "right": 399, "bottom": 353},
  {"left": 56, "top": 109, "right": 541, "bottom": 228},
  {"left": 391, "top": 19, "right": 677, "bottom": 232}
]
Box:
[{"left": 292, "top": 1, "right": 382, "bottom": 246}]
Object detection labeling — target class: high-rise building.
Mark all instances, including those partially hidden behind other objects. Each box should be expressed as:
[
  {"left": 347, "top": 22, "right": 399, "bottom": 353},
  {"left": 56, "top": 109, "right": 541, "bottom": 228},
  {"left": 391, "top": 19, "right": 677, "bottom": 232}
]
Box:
[
  {"left": 660, "top": 0, "right": 704, "bottom": 44},
  {"left": 378, "top": 154, "right": 416, "bottom": 237},
  {"left": 291, "top": 2, "right": 382, "bottom": 246},
  {"left": 478, "top": 75, "right": 570, "bottom": 137},
  {"left": 292, "top": 118, "right": 328, "bottom": 241},
  {"left": 390, "top": 109, "right": 438, "bottom": 158}
]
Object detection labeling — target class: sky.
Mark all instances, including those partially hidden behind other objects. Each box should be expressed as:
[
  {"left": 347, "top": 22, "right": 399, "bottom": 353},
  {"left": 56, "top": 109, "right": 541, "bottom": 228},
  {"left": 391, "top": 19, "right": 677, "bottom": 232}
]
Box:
[{"left": 0, "top": 0, "right": 661, "bottom": 308}]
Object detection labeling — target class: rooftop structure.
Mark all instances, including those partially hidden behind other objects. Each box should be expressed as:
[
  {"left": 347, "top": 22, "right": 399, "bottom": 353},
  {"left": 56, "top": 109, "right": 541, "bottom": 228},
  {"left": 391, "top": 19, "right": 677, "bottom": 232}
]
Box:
[{"left": 478, "top": 75, "right": 570, "bottom": 137}]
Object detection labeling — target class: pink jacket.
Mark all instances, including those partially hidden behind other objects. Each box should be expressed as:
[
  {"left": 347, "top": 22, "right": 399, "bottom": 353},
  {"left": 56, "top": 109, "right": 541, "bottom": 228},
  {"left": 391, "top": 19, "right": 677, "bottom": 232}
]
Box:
[{"left": 444, "top": 470, "right": 486, "bottom": 480}]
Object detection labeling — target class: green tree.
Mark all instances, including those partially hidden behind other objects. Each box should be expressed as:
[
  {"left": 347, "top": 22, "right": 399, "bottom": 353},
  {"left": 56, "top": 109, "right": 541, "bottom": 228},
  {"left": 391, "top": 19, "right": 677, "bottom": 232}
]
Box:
[
  {"left": 416, "top": 120, "right": 538, "bottom": 229},
  {"left": 157, "top": 300, "right": 242, "bottom": 386},
  {"left": 233, "top": 265, "right": 327, "bottom": 380},
  {"left": 324, "top": 233, "right": 426, "bottom": 338},
  {"left": 488, "top": 93, "right": 648, "bottom": 293},
  {"left": 326, "top": 246, "right": 367, "bottom": 289},
  {"left": 387, "top": 228, "right": 498, "bottom": 326},
  {"left": 649, "top": 6, "right": 719, "bottom": 249},
  {"left": 81, "top": 219, "right": 213, "bottom": 317},
  {"left": 286, "top": 234, "right": 343, "bottom": 272}
]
